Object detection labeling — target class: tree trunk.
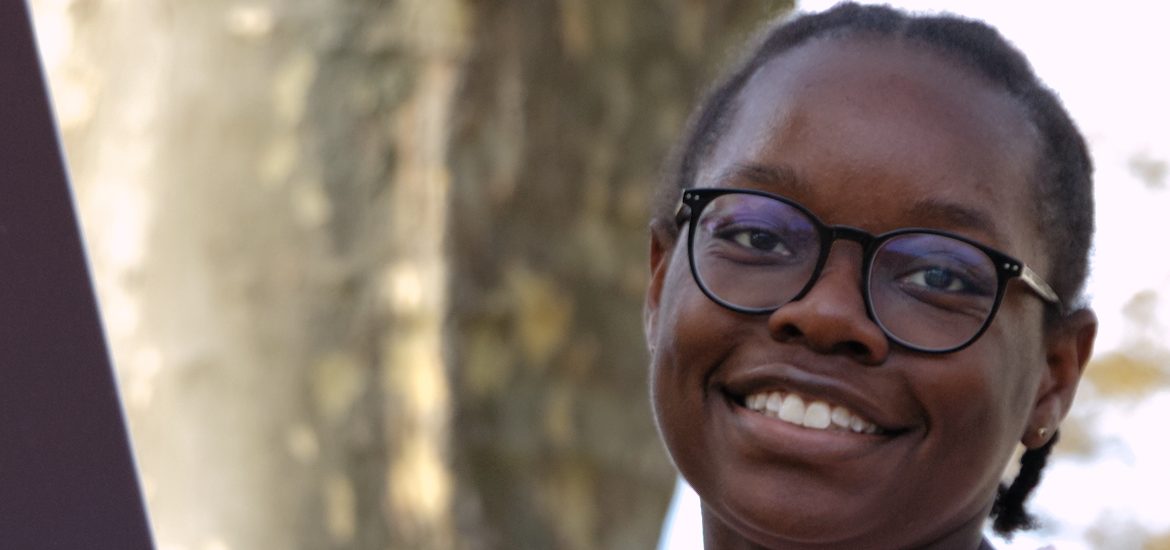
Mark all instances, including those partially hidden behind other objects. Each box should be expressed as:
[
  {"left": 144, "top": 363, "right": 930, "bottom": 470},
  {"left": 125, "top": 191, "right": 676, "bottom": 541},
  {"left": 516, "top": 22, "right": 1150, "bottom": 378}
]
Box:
[
  {"left": 31, "top": 0, "right": 791, "bottom": 548},
  {"left": 446, "top": 1, "right": 792, "bottom": 547}
]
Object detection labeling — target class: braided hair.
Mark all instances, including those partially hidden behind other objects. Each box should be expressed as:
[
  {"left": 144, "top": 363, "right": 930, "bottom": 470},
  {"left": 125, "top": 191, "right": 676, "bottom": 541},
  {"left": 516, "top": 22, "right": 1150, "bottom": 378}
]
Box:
[{"left": 654, "top": 3, "right": 1094, "bottom": 537}]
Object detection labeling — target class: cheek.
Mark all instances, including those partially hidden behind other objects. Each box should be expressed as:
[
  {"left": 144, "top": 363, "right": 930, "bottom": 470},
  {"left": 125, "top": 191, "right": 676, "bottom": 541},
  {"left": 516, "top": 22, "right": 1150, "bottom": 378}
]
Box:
[
  {"left": 890, "top": 336, "right": 1043, "bottom": 530},
  {"left": 947, "top": 345, "right": 1036, "bottom": 429},
  {"left": 649, "top": 249, "right": 695, "bottom": 416},
  {"left": 986, "top": 300, "right": 1050, "bottom": 411},
  {"left": 649, "top": 236, "right": 721, "bottom": 365},
  {"left": 648, "top": 245, "right": 735, "bottom": 469},
  {"left": 650, "top": 259, "right": 711, "bottom": 396},
  {"left": 916, "top": 315, "right": 1047, "bottom": 471}
]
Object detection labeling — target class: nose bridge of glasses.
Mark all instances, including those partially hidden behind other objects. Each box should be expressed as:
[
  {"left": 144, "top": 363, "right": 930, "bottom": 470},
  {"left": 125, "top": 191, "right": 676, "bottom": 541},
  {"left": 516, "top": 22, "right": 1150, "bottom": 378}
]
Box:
[
  {"left": 809, "top": 225, "right": 873, "bottom": 297},
  {"left": 826, "top": 225, "right": 876, "bottom": 248},
  {"left": 812, "top": 225, "right": 872, "bottom": 286}
]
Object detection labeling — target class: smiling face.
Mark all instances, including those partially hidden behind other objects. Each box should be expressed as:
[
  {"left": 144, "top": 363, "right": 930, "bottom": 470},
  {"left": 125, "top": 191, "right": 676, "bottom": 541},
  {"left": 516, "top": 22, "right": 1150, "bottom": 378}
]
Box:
[{"left": 645, "top": 36, "right": 1075, "bottom": 549}]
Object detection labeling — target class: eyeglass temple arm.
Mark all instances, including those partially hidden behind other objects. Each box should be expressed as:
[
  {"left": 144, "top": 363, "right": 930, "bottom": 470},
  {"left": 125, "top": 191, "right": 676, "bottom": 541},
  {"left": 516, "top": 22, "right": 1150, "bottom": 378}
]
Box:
[
  {"left": 1020, "top": 265, "right": 1061, "bottom": 308},
  {"left": 673, "top": 199, "right": 691, "bottom": 227}
]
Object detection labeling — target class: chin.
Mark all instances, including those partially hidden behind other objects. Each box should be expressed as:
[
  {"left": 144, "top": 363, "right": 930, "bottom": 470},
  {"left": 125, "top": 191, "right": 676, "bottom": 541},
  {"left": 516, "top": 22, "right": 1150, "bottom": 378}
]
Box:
[{"left": 700, "top": 474, "right": 884, "bottom": 548}]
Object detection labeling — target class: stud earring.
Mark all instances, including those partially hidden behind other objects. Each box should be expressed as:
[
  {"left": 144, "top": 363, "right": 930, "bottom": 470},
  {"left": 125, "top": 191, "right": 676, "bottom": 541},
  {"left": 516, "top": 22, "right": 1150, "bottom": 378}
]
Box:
[{"left": 1037, "top": 426, "right": 1049, "bottom": 440}]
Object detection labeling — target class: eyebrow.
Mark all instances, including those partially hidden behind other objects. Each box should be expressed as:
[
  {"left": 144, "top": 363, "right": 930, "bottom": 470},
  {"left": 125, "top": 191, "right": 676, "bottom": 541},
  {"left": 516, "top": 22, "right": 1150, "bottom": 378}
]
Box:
[
  {"left": 716, "top": 162, "right": 1003, "bottom": 242},
  {"left": 904, "top": 198, "right": 1002, "bottom": 243},
  {"left": 715, "top": 162, "right": 809, "bottom": 195}
]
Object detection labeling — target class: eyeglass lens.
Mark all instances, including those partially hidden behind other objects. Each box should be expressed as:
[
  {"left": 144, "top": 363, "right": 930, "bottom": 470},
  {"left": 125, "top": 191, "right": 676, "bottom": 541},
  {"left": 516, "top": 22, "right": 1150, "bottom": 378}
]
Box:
[{"left": 691, "top": 193, "right": 1000, "bottom": 351}]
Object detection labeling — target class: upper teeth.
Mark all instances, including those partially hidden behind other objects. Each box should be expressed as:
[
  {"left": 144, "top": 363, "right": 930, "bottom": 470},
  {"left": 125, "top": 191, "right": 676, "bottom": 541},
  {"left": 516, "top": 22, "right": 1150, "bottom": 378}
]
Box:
[{"left": 744, "top": 391, "right": 879, "bottom": 434}]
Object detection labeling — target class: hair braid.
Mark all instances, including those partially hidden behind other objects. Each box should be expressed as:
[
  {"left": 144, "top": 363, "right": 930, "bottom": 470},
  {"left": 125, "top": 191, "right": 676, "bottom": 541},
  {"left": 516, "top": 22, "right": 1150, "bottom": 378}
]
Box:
[{"left": 991, "top": 432, "right": 1060, "bottom": 537}]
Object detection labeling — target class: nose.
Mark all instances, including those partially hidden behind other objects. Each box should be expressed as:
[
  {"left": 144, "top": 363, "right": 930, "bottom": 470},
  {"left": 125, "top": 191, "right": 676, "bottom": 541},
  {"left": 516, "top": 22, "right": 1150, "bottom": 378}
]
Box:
[{"left": 766, "top": 242, "right": 890, "bottom": 364}]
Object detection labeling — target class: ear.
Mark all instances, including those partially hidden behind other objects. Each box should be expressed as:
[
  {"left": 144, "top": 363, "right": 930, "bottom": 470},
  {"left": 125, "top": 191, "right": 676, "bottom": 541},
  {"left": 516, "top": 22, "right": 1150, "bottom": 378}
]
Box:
[
  {"left": 1024, "top": 308, "right": 1097, "bottom": 449},
  {"left": 644, "top": 220, "right": 677, "bottom": 349}
]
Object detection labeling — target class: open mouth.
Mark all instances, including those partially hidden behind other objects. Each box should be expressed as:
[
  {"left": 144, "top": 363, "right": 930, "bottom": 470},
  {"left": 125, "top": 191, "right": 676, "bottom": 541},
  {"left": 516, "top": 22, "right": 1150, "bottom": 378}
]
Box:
[{"left": 733, "top": 389, "right": 885, "bottom": 435}]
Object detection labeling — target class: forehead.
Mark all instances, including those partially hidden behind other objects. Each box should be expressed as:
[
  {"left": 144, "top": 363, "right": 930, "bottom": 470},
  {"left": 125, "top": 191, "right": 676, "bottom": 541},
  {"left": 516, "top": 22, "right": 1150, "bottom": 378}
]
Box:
[{"left": 700, "top": 35, "right": 1041, "bottom": 253}]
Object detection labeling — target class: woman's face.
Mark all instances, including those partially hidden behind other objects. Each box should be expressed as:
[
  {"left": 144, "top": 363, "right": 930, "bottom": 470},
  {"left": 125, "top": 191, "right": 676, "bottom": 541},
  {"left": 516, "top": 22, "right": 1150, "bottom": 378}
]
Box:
[{"left": 646, "top": 37, "right": 1088, "bottom": 548}]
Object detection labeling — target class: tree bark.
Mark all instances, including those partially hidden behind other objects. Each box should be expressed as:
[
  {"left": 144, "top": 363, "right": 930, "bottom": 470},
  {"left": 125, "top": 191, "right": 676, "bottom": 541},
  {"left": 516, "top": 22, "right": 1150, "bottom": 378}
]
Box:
[
  {"left": 447, "top": 1, "right": 793, "bottom": 547},
  {"left": 32, "top": 0, "right": 792, "bottom": 548}
]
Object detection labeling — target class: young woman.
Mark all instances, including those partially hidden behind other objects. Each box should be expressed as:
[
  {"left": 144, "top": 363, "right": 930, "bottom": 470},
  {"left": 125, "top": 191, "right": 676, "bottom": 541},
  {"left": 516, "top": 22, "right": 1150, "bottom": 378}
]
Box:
[{"left": 644, "top": 4, "right": 1098, "bottom": 548}]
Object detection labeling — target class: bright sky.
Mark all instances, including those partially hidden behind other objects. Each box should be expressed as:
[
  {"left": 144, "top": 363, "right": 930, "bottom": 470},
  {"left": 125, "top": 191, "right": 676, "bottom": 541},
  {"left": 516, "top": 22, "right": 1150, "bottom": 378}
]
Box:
[{"left": 664, "top": 2, "right": 1170, "bottom": 548}]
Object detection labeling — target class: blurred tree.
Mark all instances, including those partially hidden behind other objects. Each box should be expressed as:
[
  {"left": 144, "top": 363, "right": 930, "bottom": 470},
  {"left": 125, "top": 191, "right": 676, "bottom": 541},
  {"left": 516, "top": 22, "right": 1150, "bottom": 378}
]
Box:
[
  {"left": 32, "top": 0, "right": 792, "bottom": 549},
  {"left": 447, "top": 1, "right": 793, "bottom": 548}
]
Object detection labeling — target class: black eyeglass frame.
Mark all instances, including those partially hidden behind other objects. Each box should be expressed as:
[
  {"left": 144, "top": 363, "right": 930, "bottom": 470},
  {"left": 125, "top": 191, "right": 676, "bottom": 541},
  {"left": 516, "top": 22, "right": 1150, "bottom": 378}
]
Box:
[{"left": 675, "top": 188, "right": 1062, "bottom": 354}]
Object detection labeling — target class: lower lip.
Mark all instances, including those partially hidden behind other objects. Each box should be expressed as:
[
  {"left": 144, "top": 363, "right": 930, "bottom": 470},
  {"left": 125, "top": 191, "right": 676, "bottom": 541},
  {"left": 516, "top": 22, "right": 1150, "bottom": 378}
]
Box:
[{"left": 718, "top": 393, "right": 898, "bottom": 462}]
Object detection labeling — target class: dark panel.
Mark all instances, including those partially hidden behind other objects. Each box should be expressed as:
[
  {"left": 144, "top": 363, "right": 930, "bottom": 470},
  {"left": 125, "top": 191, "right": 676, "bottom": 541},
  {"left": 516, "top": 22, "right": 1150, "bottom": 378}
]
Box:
[{"left": 0, "top": 2, "right": 154, "bottom": 548}]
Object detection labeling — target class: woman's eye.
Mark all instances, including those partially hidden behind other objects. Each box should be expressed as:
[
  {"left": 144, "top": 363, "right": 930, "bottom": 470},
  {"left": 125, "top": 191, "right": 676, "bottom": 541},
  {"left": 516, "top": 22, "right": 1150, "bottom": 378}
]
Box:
[
  {"left": 903, "top": 267, "right": 967, "bottom": 292},
  {"left": 731, "top": 230, "right": 791, "bottom": 255}
]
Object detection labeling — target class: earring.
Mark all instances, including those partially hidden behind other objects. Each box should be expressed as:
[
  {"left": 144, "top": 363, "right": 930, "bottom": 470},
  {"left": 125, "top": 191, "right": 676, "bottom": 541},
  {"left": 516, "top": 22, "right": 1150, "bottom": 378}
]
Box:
[{"left": 1037, "top": 426, "right": 1049, "bottom": 440}]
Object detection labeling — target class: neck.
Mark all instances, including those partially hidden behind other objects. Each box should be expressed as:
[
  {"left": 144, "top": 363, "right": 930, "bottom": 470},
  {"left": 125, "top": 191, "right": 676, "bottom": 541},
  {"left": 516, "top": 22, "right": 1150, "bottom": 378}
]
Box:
[{"left": 700, "top": 505, "right": 992, "bottom": 550}]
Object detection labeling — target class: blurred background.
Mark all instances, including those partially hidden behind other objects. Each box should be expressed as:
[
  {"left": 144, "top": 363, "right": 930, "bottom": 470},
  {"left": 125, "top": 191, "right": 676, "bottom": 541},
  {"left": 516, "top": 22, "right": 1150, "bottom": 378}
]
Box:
[{"left": 26, "top": 0, "right": 1169, "bottom": 549}]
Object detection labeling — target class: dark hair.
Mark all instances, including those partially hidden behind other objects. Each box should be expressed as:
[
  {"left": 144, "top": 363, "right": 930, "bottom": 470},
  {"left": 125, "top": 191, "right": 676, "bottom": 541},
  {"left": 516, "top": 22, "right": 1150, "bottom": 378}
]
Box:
[{"left": 654, "top": 2, "right": 1093, "bottom": 538}]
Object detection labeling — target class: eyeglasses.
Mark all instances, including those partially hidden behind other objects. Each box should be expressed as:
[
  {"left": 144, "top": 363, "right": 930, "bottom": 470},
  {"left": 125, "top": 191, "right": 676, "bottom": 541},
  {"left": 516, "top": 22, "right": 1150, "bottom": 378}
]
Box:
[{"left": 675, "top": 188, "right": 1061, "bottom": 353}]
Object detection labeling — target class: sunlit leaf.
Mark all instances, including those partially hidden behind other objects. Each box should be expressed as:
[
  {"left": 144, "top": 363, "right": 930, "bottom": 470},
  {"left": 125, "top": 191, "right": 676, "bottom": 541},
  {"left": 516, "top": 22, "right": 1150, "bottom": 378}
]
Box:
[
  {"left": 1051, "top": 417, "right": 1099, "bottom": 459},
  {"left": 1146, "top": 530, "right": 1170, "bottom": 550},
  {"left": 1085, "top": 350, "right": 1170, "bottom": 399},
  {"left": 1129, "top": 151, "right": 1168, "bottom": 190}
]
